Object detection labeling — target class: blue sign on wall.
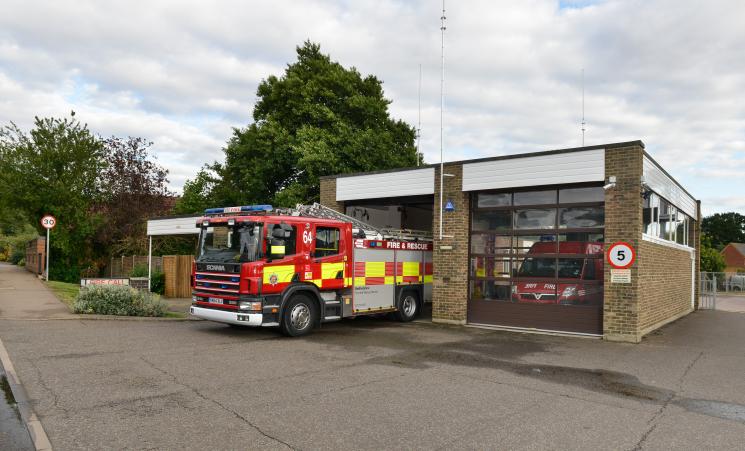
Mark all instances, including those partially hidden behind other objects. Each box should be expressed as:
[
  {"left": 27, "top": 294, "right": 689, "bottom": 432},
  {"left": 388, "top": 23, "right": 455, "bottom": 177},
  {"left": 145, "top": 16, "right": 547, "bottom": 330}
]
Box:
[{"left": 444, "top": 200, "right": 455, "bottom": 212}]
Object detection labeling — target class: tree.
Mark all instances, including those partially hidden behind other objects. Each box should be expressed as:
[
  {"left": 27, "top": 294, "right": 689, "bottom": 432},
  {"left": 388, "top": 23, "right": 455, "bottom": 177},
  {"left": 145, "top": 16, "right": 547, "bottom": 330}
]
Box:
[
  {"left": 95, "top": 136, "right": 173, "bottom": 256},
  {"left": 212, "top": 41, "right": 421, "bottom": 206},
  {"left": 702, "top": 212, "right": 745, "bottom": 250},
  {"left": 700, "top": 234, "right": 726, "bottom": 272},
  {"left": 173, "top": 166, "right": 218, "bottom": 214},
  {"left": 0, "top": 113, "right": 107, "bottom": 281}
]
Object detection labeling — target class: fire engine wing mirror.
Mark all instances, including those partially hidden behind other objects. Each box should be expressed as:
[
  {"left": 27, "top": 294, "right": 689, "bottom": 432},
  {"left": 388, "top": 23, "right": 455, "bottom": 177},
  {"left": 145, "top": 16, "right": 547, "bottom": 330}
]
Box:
[{"left": 272, "top": 228, "right": 290, "bottom": 239}]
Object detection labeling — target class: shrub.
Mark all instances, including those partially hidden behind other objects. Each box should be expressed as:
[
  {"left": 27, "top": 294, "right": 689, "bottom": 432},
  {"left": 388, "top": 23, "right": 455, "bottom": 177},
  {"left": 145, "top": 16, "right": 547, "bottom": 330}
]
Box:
[
  {"left": 50, "top": 263, "right": 84, "bottom": 284},
  {"left": 18, "top": 258, "right": 25, "bottom": 267},
  {"left": 150, "top": 271, "right": 166, "bottom": 295},
  {"left": 9, "top": 247, "right": 25, "bottom": 265},
  {"left": 130, "top": 263, "right": 149, "bottom": 277},
  {"left": 73, "top": 285, "right": 166, "bottom": 317}
]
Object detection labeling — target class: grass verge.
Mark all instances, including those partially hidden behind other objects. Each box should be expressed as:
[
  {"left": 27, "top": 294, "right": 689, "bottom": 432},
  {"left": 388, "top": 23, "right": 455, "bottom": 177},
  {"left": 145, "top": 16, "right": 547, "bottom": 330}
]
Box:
[{"left": 45, "top": 281, "right": 80, "bottom": 310}]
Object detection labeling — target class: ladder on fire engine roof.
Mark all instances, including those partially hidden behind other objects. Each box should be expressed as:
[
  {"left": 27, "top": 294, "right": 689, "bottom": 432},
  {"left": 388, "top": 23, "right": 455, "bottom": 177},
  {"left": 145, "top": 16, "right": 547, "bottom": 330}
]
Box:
[{"left": 287, "top": 203, "right": 433, "bottom": 242}]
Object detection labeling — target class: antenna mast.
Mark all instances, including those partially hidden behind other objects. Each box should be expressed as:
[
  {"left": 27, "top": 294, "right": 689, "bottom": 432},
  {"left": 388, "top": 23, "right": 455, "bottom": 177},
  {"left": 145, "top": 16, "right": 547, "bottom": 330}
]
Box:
[
  {"left": 417, "top": 63, "right": 422, "bottom": 166},
  {"left": 581, "top": 68, "right": 586, "bottom": 147},
  {"left": 438, "top": 0, "right": 446, "bottom": 240}
]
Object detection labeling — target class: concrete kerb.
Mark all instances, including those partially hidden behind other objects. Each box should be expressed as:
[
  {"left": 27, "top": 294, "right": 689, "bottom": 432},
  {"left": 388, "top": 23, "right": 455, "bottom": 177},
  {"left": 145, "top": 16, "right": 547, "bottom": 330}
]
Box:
[
  {"left": 0, "top": 336, "right": 53, "bottom": 451},
  {"left": 0, "top": 315, "right": 199, "bottom": 321}
]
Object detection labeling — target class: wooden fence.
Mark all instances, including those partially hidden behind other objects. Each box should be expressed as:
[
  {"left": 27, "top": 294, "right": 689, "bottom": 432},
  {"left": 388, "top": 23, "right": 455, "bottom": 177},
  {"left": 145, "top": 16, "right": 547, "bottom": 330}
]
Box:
[
  {"left": 109, "top": 255, "right": 163, "bottom": 277},
  {"left": 162, "top": 255, "right": 194, "bottom": 298},
  {"left": 108, "top": 254, "right": 193, "bottom": 298}
]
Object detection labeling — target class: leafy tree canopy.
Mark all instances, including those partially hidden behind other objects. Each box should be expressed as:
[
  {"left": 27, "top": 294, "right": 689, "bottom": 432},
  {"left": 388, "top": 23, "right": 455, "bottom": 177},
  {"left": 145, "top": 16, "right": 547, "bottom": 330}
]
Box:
[
  {"left": 700, "top": 233, "right": 726, "bottom": 272},
  {"left": 173, "top": 166, "right": 218, "bottom": 214},
  {"left": 197, "top": 41, "right": 421, "bottom": 209},
  {"left": 0, "top": 114, "right": 107, "bottom": 280},
  {"left": 701, "top": 212, "right": 745, "bottom": 250},
  {"left": 0, "top": 113, "right": 174, "bottom": 281}
]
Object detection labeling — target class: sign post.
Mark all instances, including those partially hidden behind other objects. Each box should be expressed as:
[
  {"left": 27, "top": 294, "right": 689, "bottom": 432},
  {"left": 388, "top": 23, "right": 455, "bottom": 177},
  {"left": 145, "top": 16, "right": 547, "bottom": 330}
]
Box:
[{"left": 41, "top": 215, "right": 56, "bottom": 281}]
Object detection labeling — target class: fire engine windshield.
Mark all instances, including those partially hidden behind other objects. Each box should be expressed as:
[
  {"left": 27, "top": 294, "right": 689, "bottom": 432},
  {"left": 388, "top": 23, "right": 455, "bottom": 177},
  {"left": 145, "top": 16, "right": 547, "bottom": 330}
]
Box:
[{"left": 197, "top": 223, "right": 262, "bottom": 263}]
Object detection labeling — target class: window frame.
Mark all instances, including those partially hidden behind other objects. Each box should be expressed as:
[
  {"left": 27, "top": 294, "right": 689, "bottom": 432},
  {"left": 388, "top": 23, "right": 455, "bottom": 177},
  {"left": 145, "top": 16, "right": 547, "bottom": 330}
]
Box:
[
  {"left": 642, "top": 192, "right": 693, "bottom": 249},
  {"left": 313, "top": 226, "right": 341, "bottom": 258}
]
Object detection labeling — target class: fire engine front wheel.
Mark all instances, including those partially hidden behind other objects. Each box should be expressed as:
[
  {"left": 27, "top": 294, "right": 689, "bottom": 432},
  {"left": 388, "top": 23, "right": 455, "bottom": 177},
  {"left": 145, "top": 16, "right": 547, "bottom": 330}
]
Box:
[
  {"left": 280, "top": 294, "right": 317, "bottom": 337},
  {"left": 395, "top": 291, "right": 419, "bottom": 322}
]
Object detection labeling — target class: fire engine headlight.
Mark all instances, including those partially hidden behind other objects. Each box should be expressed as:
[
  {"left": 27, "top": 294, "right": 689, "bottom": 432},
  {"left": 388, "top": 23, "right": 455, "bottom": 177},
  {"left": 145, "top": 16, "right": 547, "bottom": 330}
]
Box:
[
  {"left": 239, "top": 301, "right": 262, "bottom": 311},
  {"left": 561, "top": 287, "right": 577, "bottom": 298}
]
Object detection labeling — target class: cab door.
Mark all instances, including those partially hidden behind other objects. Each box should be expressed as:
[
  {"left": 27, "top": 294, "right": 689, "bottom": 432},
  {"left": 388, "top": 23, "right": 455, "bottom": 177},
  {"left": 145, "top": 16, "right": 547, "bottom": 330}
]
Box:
[{"left": 312, "top": 225, "right": 345, "bottom": 290}]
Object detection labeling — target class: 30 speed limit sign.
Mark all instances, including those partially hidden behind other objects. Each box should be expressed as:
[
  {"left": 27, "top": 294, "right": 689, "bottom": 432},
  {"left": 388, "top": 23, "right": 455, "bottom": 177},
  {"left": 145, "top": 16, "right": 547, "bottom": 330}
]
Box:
[
  {"left": 607, "top": 242, "right": 635, "bottom": 269},
  {"left": 41, "top": 215, "right": 57, "bottom": 229}
]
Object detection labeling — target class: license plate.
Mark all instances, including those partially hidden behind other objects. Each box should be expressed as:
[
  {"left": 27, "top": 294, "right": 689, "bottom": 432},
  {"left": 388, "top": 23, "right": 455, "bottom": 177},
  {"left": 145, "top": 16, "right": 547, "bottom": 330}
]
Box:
[{"left": 208, "top": 297, "right": 223, "bottom": 304}]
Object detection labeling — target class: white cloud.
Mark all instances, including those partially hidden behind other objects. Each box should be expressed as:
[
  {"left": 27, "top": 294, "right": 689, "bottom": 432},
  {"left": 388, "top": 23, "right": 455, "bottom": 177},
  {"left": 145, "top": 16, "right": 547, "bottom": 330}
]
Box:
[{"left": 0, "top": 0, "right": 743, "bottom": 216}]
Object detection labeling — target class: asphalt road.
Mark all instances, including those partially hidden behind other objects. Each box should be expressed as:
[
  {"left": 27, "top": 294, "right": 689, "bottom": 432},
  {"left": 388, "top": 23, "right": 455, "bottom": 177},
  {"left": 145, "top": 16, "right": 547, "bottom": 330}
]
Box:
[
  {"left": 0, "top": 311, "right": 744, "bottom": 450},
  {"left": 0, "top": 263, "right": 744, "bottom": 450}
]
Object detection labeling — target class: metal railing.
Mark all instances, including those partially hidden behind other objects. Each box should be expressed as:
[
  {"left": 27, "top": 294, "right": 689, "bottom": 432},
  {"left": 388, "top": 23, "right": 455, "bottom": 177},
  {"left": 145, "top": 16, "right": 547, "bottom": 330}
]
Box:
[{"left": 699, "top": 272, "right": 717, "bottom": 309}]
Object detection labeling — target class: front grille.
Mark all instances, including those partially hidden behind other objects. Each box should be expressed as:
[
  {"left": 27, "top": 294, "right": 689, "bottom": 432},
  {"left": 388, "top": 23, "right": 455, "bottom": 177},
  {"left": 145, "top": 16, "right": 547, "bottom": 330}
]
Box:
[
  {"left": 195, "top": 271, "right": 240, "bottom": 294},
  {"left": 519, "top": 293, "right": 556, "bottom": 301},
  {"left": 196, "top": 262, "right": 241, "bottom": 273}
]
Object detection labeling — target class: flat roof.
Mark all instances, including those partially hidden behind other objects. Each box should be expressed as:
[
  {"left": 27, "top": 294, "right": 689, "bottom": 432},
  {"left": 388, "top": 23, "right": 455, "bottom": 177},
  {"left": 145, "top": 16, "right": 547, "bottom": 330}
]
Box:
[
  {"left": 319, "top": 140, "right": 644, "bottom": 180},
  {"left": 320, "top": 139, "right": 697, "bottom": 202}
]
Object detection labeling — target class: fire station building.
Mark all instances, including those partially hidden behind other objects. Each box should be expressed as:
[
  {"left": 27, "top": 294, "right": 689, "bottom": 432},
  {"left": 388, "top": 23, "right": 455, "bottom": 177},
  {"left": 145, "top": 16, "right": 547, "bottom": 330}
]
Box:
[{"left": 319, "top": 141, "right": 700, "bottom": 342}]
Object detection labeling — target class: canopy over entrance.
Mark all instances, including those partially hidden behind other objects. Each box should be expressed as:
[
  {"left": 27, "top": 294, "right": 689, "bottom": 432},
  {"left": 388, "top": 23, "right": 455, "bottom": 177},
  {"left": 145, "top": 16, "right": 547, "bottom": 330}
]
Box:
[{"left": 145, "top": 215, "right": 200, "bottom": 290}]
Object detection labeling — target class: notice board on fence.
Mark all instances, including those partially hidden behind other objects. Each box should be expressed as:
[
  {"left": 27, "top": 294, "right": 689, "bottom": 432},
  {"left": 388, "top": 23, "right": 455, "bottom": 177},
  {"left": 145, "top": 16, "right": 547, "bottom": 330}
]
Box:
[{"left": 163, "top": 255, "right": 194, "bottom": 298}]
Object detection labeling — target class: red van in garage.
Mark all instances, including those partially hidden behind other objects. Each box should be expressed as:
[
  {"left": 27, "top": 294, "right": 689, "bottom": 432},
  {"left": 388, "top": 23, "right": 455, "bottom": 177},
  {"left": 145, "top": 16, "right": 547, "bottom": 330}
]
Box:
[{"left": 512, "top": 241, "right": 603, "bottom": 305}]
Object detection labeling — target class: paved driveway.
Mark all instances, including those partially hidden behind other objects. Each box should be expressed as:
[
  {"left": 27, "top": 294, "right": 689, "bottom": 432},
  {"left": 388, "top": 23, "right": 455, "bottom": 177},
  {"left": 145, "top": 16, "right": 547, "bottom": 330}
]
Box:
[
  {"left": 716, "top": 295, "right": 745, "bottom": 313},
  {"left": 1, "top": 265, "right": 744, "bottom": 450}
]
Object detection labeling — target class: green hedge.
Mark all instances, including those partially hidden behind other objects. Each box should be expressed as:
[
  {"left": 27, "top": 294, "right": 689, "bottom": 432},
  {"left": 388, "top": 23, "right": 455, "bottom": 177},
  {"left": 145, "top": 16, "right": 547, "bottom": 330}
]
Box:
[
  {"left": 130, "top": 263, "right": 149, "bottom": 277},
  {"left": 74, "top": 285, "right": 166, "bottom": 317},
  {"left": 150, "top": 271, "right": 165, "bottom": 295}
]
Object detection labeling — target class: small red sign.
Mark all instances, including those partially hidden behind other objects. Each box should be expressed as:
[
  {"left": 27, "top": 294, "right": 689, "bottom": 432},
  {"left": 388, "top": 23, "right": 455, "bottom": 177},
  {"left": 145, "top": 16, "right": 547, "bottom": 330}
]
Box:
[
  {"left": 607, "top": 242, "right": 635, "bottom": 269},
  {"left": 41, "top": 215, "right": 56, "bottom": 230}
]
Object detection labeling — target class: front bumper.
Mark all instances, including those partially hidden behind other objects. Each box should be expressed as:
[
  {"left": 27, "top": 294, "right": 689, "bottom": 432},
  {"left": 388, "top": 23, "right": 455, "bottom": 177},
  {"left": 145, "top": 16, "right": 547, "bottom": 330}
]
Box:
[{"left": 190, "top": 306, "right": 262, "bottom": 327}]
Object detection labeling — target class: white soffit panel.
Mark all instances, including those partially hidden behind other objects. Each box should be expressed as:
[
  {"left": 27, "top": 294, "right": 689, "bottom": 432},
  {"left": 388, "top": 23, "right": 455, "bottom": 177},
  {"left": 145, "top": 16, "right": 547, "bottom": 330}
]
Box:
[
  {"left": 462, "top": 149, "right": 605, "bottom": 192},
  {"left": 147, "top": 216, "right": 200, "bottom": 236},
  {"left": 643, "top": 156, "right": 697, "bottom": 218},
  {"left": 336, "top": 167, "right": 435, "bottom": 201}
]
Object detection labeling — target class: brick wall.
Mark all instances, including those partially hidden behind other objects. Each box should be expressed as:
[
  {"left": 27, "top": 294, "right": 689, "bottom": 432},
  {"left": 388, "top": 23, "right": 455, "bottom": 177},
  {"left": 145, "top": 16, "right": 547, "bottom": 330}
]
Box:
[
  {"left": 603, "top": 145, "right": 644, "bottom": 342},
  {"left": 319, "top": 177, "right": 344, "bottom": 213},
  {"left": 721, "top": 244, "right": 744, "bottom": 273},
  {"left": 25, "top": 237, "right": 46, "bottom": 275},
  {"left": 603, "top": 144, "right": 698, "bottom": 342},
  {"left": 638, "top": 241, "right": 694, "bottom": 334},
  {"left": 432, "top": 163, "right": 469, "bottom": 324}
]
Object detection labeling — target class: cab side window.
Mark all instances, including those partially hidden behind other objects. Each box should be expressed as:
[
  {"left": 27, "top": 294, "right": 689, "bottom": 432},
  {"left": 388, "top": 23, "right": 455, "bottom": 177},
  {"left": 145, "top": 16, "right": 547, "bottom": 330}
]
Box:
[
  {"left": 268, "top": 224, "right": 297, "bottom": 256},
  {"left": 314, "top": 227, "right": 340, "bottom": 258}
]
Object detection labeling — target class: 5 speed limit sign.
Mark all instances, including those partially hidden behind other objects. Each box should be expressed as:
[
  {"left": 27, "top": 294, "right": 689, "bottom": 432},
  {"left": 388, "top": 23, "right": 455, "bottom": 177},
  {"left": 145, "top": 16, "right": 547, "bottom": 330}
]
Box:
[
  {"left": 607, "top": 242, "right": 635, "bottom": 269},
  {"left": 41, "top": 215, "right": 57, "bottom": 229}
]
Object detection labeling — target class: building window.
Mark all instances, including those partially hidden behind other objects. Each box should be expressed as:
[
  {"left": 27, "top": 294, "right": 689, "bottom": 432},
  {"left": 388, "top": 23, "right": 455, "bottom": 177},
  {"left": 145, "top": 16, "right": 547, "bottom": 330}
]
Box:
[
  {"left": 642, "top": 192, "right": 692, "bottom": 248},
  {"left": 470, "top": 186, "right": 604, "bottom": 306}
]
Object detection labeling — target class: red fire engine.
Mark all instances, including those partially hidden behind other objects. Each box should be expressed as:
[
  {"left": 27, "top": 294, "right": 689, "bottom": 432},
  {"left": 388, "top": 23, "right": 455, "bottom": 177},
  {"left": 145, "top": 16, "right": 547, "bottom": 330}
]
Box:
[{"left": 189, "top": 204, "right": 433, "bottom": 336}]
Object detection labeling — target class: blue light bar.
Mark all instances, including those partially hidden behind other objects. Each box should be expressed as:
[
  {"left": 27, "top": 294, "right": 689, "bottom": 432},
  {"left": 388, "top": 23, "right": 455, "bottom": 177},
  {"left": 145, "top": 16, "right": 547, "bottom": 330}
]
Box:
[{"left": 204, "top": 205, "right": 273, "bottom": 215}]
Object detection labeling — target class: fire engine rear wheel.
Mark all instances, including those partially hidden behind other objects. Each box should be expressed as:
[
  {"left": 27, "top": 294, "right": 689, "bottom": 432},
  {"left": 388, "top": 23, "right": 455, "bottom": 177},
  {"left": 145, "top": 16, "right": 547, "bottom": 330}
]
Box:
[
  {"left": 395, "top": 291, "right": 419, "bottom": 322},
  {"left": 280, "top": 294, "right": 317, "bottom": 337}
]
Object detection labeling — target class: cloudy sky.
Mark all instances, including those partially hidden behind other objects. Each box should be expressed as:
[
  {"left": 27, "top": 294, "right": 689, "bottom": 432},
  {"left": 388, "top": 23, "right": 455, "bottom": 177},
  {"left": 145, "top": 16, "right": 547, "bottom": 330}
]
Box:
[{"left": 1, "top": 0, "right": 743, "bottom": 215}]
